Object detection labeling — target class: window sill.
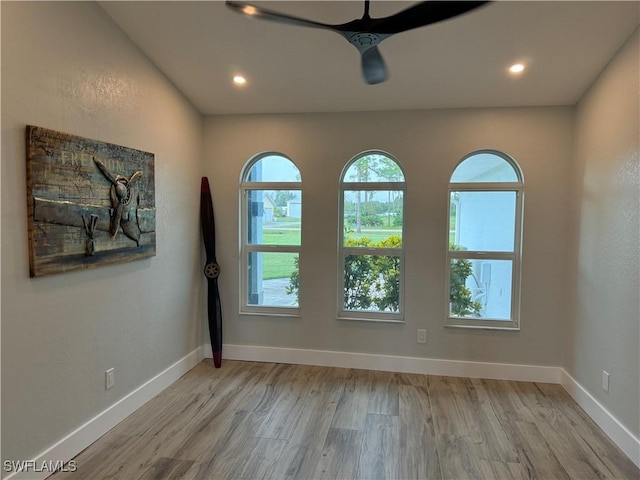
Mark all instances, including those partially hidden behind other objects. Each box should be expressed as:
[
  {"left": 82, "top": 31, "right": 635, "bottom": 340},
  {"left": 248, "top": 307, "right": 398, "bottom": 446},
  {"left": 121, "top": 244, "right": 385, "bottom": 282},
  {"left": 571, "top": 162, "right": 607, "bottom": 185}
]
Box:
[
  {"left": 240, "top": 309, "right": 301, "bottom": 319},
  {"left": 338, "top": 315, "right": 404, "bottom": 324},
  {"left": 445, "top": 322, "right": 520, "bottom": 331}
]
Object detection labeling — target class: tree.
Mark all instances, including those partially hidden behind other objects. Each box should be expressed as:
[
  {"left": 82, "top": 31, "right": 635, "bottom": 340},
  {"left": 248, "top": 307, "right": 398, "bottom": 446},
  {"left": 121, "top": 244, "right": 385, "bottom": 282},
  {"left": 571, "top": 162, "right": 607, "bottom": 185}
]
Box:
[
  {"left": 274, "top": 190, "right": 296, "bottom": 207},
  {"left": 286, "top": 256, "right": 299, "bottom": 299},
  {"left": 271, "top": 190, "right": 297, "bottom": 217},
  {"left": 286, "top": 236, "right": 401, "bottom": 312},
  {"left": 353, "top": 160, "right": 369, "bottom": 233},
  {"left": 342, "top": 236, "right": 401, "bottom": 312},
  {"left": 449, "top": 244, "right": 482, "bottom": 316},
  {"left": 367, "top": 156, "right": 403, "bottom": 226},
  {"left": 348, "top": 155, "right": 403, "bottom": 232}
]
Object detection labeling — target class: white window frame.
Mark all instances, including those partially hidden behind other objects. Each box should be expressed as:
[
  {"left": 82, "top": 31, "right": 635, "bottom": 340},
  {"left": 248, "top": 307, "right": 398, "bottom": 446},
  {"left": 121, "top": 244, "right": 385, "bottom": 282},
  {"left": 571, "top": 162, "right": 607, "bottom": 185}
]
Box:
[
  {"left": 446, "top": 149, "right": 524, "bottom": 330},
  {"left": 338, "top": 150, "right": 406, "bottom": 322},
  {"left": 240, "top": 153, "right": 301, "bottom": 316}
]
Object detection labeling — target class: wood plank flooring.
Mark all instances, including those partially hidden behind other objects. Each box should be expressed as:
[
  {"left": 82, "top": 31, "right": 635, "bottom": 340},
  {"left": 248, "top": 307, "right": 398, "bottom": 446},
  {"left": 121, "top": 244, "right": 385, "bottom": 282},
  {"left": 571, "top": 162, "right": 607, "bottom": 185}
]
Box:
[{"left": 51, "top": 360, "right": 639, "bottom": 480}]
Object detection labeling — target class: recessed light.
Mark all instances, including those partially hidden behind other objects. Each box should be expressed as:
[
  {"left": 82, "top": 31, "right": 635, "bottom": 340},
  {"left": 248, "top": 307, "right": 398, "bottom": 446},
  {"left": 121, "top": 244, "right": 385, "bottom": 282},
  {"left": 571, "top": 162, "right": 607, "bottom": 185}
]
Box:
[
  {"left": 242, "top": 6, "right": 257, "bottom": 16},
  {"left": 233, "top": 75, "right": 247, "bottom": 86},
  {"left": 509, "top": 63, "right": 525, "bottom": 74}
]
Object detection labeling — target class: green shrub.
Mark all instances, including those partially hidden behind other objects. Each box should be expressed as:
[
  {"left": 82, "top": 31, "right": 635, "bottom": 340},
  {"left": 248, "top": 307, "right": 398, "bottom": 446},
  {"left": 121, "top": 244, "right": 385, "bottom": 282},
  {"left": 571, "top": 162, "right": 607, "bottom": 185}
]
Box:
[
  {"left": 449, "top": 244, "right": 482, "bottom": 316},
  {"left": 287, "top": 240, "right": 481, "bottom": 317},
  {"left": 343, "top": 236, "right": 401, "bottom": 312}
]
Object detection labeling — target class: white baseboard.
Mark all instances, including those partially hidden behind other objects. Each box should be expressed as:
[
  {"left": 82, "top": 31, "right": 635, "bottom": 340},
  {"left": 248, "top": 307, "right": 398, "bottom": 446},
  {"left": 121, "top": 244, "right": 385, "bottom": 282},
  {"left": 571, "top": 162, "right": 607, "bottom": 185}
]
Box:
[
  {"left": 10, "top": 344, "right": 636, "bottom": 480},
  {"left": 561, "top": 369, "right": 640, "bottom": 468},
  {"left": 4, "top": 347, "right": 204, "bottom": 480},
  {"left": 205, "top": 344, "right": 639, "bottom": 467},
  {"left": 204, "top": 343, "right": 562, "bottom": 383}
]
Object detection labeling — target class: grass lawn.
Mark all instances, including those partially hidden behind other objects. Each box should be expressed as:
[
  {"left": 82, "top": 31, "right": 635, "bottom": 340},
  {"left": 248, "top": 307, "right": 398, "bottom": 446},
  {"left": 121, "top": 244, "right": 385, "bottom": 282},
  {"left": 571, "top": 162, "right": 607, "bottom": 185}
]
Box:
[
  {"left": 262, "top": 228, "right": 300, "bottom": 245},
  {"left": 260, "top": 226, "right": 406, "bottom": 279},
  {"left": 262, "top": 252, "right": 297, "bottom": 280},
  {"left": 261, "top": 225, "right": 406, "bottom": 247},
  {"left": 344, "top": 226, "right": 402, "bottom": 243},
  {"left": 258, "top": 227, "right": 299, "bottom": 280}
]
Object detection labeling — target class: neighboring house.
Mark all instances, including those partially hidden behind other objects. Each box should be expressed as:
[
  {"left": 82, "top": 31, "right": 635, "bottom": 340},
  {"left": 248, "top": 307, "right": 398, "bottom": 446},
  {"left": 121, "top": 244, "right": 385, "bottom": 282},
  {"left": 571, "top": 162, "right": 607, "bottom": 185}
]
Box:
[
  {"left": 262, "top": 193, "right": 276, "bottom": 222},
  {"left": 287, "top": 200, "right": 301, "bottom": 219}
]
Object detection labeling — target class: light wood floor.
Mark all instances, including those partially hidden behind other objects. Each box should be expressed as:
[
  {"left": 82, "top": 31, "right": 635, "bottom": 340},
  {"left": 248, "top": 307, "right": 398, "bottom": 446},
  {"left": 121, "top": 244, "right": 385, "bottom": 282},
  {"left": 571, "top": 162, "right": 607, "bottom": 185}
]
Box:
[{"left": 52, "top": 360, "right": 639, "bottom": 480}]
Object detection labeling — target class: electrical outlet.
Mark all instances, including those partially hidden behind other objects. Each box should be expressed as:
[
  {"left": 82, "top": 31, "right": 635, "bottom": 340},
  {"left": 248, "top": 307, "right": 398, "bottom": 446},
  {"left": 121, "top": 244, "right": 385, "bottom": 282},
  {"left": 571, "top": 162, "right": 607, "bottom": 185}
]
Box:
[
  {"left": 417, "top": 329, "right": 427, "bottom": 344},
  {"left": 602, "top": 371, "right": 610, "bottom": 392},
  {"left": 105, "top": 368, "right": 115, "bottom": 390}
]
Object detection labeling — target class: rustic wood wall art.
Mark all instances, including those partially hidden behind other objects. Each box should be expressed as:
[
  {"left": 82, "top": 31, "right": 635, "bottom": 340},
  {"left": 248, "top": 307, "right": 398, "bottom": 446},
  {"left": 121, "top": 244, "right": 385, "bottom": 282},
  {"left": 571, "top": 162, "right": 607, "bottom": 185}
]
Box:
[{"left": 26, "top": 126, "right": 156, "bottom": 277}]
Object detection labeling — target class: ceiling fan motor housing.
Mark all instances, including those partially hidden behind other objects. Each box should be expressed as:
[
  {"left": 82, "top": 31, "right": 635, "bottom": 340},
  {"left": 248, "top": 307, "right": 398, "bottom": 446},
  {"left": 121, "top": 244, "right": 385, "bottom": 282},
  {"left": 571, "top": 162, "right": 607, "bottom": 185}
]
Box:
[{"left": 348, "top": 32, "right": 382, "bottom": 52}]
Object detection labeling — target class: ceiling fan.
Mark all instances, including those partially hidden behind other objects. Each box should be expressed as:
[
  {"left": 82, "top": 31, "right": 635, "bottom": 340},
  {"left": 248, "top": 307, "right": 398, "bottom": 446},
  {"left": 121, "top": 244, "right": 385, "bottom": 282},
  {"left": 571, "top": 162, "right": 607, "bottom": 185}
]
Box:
[{"left": 226, "top": 0, "right": 489, "bottom": 85}]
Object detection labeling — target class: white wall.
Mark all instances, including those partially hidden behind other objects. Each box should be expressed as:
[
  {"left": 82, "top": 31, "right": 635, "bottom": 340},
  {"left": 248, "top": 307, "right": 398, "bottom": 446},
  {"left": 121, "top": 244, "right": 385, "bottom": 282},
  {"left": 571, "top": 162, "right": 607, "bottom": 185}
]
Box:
[
  {"left": 1, "top": 1, "right": 203, "bottom": 469},
  {"left": 204, "top": 107, "right": 573, "bottom": 367},
  {"left": 567, "top": 28, "right": 640, "bottom": 437}
]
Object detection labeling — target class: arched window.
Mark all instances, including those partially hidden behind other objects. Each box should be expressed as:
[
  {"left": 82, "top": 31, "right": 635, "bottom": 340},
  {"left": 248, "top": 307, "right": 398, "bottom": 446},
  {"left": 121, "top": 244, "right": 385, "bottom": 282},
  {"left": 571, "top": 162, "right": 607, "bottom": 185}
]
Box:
[
  {"left": 447, "top": 150, "right": 523, "bottom": 329},
  {"left": 240, "top": 153, "right": 301, "bottom": 314},
  {"left": 339, "top": 151, "right": 405, "bottom": 321}
]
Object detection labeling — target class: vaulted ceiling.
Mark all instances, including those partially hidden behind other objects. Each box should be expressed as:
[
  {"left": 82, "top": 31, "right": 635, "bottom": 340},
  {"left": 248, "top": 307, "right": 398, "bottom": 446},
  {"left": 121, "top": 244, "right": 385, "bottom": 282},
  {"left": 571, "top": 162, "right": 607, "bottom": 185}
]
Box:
[{"left": 100, "top": 1, "right": 639, "bottom": 115}]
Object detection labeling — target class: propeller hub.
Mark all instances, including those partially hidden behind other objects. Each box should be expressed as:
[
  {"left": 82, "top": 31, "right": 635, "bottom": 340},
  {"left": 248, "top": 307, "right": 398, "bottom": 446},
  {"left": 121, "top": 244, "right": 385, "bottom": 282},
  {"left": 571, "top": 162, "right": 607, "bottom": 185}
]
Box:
[
  {"left": 204, "top": 262, "right": 221, "bottom": 279},
  {"left": 115, "top": 181, "right": 128, "bottom": 199},
  {"left": 349, "top": 32, "right": 382, "bottom": 51}
]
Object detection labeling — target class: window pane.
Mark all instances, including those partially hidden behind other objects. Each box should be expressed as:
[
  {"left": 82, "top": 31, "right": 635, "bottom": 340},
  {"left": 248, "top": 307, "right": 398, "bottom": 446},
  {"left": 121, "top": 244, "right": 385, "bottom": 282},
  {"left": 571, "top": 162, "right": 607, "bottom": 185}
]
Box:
[
  {"left": 450, "top": 191, "right": 516, "bottom": 252},
  {"left": 451, "top": 153, "right": 518, "bottom": 183},
  {"left": 344, "top": 254, "right": 400, "bottom": 312},
  {"left": 449, "top": 258, "right": 512, "bottom": 320},
  {"left": 247, "top": 190, "right": 301, "bottom": 245},
  {"left": 246, "top": 155, "right": 301, "bottom": 182},
  {"left": 247, "top": 252, "right": 298, "bottom": 307},
  {"left": 343, "top": 190, "right": 403, "bottom": 246},
  {"left": 449, "top": 202, "right": 457, "bottom": 245},
  {"left": 343, "top": 155, "right": 404, "bottom": 182}
]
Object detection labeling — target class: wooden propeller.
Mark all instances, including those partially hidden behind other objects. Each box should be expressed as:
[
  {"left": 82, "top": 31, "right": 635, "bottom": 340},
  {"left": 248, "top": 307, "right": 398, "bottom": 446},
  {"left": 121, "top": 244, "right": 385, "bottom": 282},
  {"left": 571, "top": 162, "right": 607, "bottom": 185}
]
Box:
[{"left": 200, "top": 177, "right": 223, "bottom": 368}]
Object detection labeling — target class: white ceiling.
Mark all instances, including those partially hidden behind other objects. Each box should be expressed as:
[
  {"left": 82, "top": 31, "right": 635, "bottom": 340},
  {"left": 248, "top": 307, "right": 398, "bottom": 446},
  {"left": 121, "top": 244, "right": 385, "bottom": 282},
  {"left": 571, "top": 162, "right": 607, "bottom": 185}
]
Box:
[{"left": 100, "top": 1, "right": 639, "bottom": 115}]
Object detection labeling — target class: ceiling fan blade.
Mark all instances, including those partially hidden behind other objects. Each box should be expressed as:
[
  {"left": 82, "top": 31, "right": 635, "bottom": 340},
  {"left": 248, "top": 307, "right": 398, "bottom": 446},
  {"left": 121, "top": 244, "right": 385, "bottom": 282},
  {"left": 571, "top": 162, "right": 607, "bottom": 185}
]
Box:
[
  {"left": 226, "top": 1, "right": 339, "bottom": 31},
  {"left": 371, "top": 1, "right": 489, "bottom": 34},
  {"left": 361, "top": 46, "right": 387, "bottom": 85}
]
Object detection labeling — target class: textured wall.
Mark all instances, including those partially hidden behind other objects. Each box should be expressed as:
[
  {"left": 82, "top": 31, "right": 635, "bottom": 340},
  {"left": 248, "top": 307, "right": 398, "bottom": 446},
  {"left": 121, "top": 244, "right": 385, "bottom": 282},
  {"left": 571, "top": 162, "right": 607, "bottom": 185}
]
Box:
[
  {"left": 567, "top": 29, "right": 640, "bottom": 436},
  {"left": 204, "top": 107, "right": 573, "bottom": 367},
  {"left": 1, "top": 2, "right": 203, "bottom": 467}
]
